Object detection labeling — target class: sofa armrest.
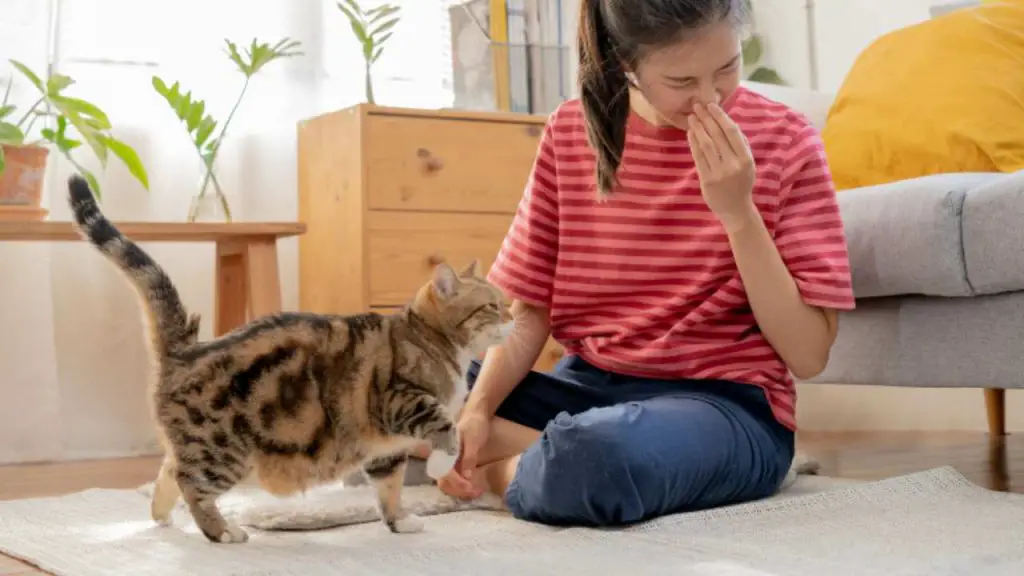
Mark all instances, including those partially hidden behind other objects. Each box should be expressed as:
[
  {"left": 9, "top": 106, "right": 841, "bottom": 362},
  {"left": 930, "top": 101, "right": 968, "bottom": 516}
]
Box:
[{"left": 837, "top": 172, "right": 1006, "bottom": 299}]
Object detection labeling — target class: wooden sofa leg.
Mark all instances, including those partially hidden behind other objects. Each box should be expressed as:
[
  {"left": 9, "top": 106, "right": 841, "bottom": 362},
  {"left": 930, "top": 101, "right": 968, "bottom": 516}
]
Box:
[{"left": 984, "top": 388, "right": 1006, "bottom": 437}]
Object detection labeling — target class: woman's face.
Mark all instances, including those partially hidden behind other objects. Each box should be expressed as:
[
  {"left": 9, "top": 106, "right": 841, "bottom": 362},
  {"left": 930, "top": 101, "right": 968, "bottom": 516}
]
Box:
[{"left": 627, "top": 20, "right": 744, "bottom": 129}]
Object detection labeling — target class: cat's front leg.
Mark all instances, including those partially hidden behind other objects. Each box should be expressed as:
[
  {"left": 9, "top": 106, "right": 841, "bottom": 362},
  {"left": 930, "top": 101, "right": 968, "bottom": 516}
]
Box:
[
  {"left": 425, "top": 420, "right": 460, "bottom": 480},
  {"left": 362, "top": 453, "right": 423, "bottom": 534},
  {"left": 394, "top": 394, "right": 461, "bottom": 480}
]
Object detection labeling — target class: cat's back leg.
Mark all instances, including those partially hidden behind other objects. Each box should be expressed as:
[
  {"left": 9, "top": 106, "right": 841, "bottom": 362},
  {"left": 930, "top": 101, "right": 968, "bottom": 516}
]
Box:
[
  {"left": 150, "top": 456, "right": 181, "bottom": 526},
  {"left": 165, "top": 427, "right": 254, "bottom": 543},
  {"left": 175, "top": 456, "right": 251, "bottom": 543}
]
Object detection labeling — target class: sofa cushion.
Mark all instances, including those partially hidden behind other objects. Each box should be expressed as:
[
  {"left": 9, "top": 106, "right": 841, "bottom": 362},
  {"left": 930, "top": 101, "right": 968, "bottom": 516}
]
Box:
[
  {"left": 821, "top": 1, "right": 1024, "bottom": 191},
  {"left": 962, "top": 169, "right": 1024, "bottom": 295},
  {"left": 837, "top": 172, "right": 1007, "bottom": 299}
]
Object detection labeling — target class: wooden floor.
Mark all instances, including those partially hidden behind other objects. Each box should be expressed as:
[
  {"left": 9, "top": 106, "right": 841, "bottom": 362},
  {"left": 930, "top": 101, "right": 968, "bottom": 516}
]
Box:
[{"left": 0, "top": 431, "right": 1020, "bottom": 574}]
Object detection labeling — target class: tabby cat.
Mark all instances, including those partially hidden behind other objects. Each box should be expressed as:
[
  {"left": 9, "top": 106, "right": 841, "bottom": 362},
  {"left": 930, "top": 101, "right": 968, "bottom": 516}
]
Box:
[{"left": 66, "top": 175, "right": 514, "bottom": 544}]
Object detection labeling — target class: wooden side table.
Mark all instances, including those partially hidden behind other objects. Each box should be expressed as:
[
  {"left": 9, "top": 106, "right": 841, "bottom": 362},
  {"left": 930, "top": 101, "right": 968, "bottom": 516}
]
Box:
[{"left": 0, "top": 221, "right": 305, "bottom": 336}]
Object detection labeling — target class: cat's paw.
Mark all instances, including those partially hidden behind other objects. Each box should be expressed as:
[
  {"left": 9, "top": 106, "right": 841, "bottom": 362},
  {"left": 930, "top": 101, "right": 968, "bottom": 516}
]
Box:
[
  {"left": 153, "top": 514, "right": 173, "bottom": 528},
  {"left": 390, "top": 514, "right": 425, "bottom": 534},
  {"left": 791, "top": 451, "right": 820, "bottom": 475},
  {"left": 217, "top": 522, "right": 250, "bottom": 544},
  {"left": 425, "top": 449, "right": 458, "bottom": 480}
]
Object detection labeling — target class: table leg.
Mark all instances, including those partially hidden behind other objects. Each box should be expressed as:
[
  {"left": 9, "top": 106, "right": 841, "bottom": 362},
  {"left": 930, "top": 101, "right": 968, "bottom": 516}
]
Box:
[
  {"left": 214, "top": 241, "right": 247, "bottom": 337},
  {"left": 245, "top": 239, "right": 282, "bottom": 320}
]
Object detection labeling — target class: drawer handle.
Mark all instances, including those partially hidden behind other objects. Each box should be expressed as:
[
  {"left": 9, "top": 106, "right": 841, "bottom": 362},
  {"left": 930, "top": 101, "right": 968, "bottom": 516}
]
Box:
[
  {"left": 416, "top": 147, "right": 444, "bottom": 173},
  {"left": 524, "top": 125, "right": 542, "bottom": 138},
  {"left": 426, "top": 253, "right": 446, "bottom": 266}
]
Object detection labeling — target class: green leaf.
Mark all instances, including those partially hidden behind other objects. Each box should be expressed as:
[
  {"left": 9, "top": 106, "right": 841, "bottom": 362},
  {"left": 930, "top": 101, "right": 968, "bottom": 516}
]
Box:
[
  {"left": 55, "top": 108, "right": 108, "bottom": 165},
  {"left": 338, "top": 0, "right": 364, "bottom": 18},
  {"left": 195, "top": 116, "right": 217, "bottom": 148},
  {"left": 336, "top": 1, "right": 361, "bottom": 28},
  {"left": 368, "top": 4, "right": 400, "bottom": 20},
  {"left": 747, "top": 66, "right": 785, "bottom": 85},
  {"left": 178, "top": 91, "right": 194, "bottom": 119},
  {"left": 152, "top": 76, "right": 169, "bottom": 95},
  {"left": 56, "top": 115, "right": 69, "bottom": 138},
  {"left": 81, "top": 168, "right": 102, "bottom": 200},
  {"left": 43, "top": 117, "right": 81, "bottom": 154},
  {"left": 375, "top": 32, "right": 393, "bottom": 48},
  {"left": 741, "top": 35, "right": 763, "bottom": 67},
  {"left": 186, "top": 100, "right": 204, "bottom": 132},
  {"left": 104, "top": 135, "right": 150, "bottom": 190},
  {"left": 225, "top": 37, "right": 303, "bottom": 78},
  {"left": 0, "top": 121, "right": 24, "bottom": 144},
  {"left": 51, "top": 95, "right": 112, "bottom": 129},
  {"left": 0, "top": 145, "right": 5, "bottom": 174},
  {"left": 8, "top": 60, "right": 44, "bottom": 93},
  {"left": 46, "top": 73, "right": 74, "bottom": 96},
  {"left": 224, "top": 39, "right": 249, "bottom": 75},
  {"left": 369, "top": 17, "right": 400, "bottom": 38},
  {"left": 348, "top": 19, "right": 369, "bottom": 45},
  {"left": 272, "top": 38, "right": 303, "bottom": 56}
]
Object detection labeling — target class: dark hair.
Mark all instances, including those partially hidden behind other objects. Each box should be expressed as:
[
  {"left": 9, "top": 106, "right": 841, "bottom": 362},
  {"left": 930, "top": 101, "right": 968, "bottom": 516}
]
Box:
[{"left": 577, "top": 0, "right": 750, "bottom": 197}]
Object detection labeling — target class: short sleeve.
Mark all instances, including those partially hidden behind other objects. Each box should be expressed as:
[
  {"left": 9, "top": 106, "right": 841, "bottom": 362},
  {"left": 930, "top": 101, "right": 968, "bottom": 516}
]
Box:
[
  {"left": 775, "top": 125, "right": 856, "bottom": 311},
  {"left": 486, "top": 118, "right": 560, "bottom": 308}
]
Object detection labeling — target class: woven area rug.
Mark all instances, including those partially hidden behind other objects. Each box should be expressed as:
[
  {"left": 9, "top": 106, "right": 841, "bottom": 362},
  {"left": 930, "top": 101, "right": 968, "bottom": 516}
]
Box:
[{"left": 0, "top": 467, "right": 1022, "bottom": 575}]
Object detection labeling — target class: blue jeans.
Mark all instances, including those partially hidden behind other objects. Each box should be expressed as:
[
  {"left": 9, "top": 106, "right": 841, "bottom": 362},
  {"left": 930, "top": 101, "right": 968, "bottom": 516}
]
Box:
[{"left": 466, "top": 355, "right": 794, "bottom": 527}]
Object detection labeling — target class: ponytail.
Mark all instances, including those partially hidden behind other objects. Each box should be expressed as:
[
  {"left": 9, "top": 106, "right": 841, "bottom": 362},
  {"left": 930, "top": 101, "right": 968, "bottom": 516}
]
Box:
[{"left": 577, "top": 0, "right": 629, "bottom": 199}]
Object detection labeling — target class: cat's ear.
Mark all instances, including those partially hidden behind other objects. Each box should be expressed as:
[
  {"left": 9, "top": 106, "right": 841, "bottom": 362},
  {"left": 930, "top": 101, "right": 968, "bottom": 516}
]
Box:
[
  {"left": 459, "top": 259, "right": 480, "bottom": 278},
  {"left": 432, "top": 263, "right": 459, "bottom": 299}
]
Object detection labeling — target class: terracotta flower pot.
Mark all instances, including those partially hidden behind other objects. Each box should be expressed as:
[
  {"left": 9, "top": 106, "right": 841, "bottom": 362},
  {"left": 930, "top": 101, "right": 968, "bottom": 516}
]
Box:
[{"left": 0, "top": 144, "right": 50, "bottom": 207}]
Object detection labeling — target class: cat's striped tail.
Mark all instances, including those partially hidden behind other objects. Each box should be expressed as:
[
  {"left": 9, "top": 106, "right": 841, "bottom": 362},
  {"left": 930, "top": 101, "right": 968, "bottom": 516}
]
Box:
[{"left": 67, "top": 175, "right": 199, "bottom": 357}]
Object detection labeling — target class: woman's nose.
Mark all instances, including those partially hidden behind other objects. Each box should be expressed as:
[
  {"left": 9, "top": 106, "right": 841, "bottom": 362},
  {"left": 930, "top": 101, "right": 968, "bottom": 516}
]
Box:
[{"left": 696, "top": 83, "right": 721, "bottom": 107}]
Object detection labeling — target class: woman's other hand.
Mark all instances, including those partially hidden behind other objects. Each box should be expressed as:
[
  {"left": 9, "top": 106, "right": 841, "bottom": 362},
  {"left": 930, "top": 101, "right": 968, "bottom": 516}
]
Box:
[{"left": 437, "top": 410, "right": 491, "bottom": 499}]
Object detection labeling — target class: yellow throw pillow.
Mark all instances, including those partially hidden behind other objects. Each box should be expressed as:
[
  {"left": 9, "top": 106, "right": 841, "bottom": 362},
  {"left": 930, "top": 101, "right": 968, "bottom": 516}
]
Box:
[{"left": 822, "top": 0, "right": 1024, "bottom": 191}]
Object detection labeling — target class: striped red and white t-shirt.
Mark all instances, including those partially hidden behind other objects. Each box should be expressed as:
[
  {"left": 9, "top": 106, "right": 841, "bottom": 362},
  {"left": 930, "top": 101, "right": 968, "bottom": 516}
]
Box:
[{"left": 487, "top": 87, "right": 856, "bottom": 431}]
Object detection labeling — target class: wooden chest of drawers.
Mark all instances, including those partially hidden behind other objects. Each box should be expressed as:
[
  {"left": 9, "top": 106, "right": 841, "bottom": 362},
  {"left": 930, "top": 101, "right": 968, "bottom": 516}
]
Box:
[{"left": 297, "top": 104, "right": 564, "bottom": 371}]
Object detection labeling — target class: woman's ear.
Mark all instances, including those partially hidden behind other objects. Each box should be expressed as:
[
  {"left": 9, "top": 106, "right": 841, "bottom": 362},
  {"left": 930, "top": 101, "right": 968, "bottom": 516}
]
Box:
[
  {"left": 618, "top": 60, "right": 634, "bottom": 85},
  {"left": 621, "top": 63, "right": 639, "bottom": 86}
]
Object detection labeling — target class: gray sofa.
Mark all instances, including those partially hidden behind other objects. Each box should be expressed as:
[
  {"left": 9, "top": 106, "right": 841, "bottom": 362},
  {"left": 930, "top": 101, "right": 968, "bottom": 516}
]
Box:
[{"left": 806, "top": 168, "right": 1024, "bottom": 436}]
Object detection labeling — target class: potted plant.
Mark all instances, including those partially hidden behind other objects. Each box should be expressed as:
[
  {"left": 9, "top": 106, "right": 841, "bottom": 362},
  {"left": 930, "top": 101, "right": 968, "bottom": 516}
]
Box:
[
  {"left": 152, "top": 37, "right": 302, "bottom": 222},
  {"left": 0, "top": 60, "right": 149, "bottom": 217},
  {"left": 336, "top": 0, "right": 402, "bottom": 104}
]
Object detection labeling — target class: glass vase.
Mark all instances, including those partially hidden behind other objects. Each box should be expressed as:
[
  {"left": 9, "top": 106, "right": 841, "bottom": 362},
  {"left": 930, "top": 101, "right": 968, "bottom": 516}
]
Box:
[{"left": 188, "top": 168, "right": 233, "bottom": 223}]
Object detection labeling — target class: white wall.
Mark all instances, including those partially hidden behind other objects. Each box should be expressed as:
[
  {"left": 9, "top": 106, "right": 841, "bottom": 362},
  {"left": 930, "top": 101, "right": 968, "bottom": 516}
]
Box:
[{"left": 752, "top": 0, "right": 968, "bottom": 93}]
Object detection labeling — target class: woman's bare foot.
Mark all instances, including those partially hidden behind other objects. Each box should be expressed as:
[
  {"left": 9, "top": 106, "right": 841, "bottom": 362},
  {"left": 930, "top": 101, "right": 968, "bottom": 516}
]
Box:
[
  {"left": 438, "top": 466, "right": 488, "bottom": 500},
  {"left": 439, "top": 456, "right": 520, "bottom": 501}
]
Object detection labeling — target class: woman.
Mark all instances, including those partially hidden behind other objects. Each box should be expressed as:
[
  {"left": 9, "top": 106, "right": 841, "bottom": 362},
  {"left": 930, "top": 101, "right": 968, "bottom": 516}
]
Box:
[{"left": 437, "top": 0, "right": 855, "bottom": 527}]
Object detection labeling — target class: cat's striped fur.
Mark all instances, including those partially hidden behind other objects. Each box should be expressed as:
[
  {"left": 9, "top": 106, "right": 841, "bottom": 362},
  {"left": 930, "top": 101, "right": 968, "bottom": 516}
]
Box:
[{"left": 66, "top": 175, "right": 514, "bottom": 543}]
